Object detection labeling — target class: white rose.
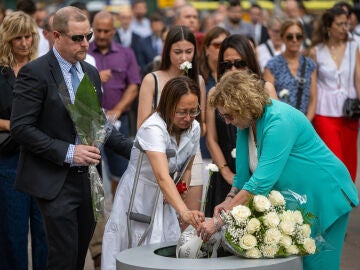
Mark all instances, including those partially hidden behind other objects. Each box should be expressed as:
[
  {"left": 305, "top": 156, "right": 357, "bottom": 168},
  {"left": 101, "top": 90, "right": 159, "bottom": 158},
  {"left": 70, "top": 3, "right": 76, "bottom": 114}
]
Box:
[
  {"left": 253, "top": 195, "right": 271, "bottom": 212},
  {"left": 239, "top": 234, "right": 257, "bottom": 250},
  {"left": 264, "top": 228, "right": 282, "bottom": 245},
  {"left": 279, "top": 220, "right": 295, "bottom": 235},
  {"left": 261, "top": 244, "right": 279, "bottom": 258},
  {"left": 303, "top": 238, "right": 316, "bottom": 254},
  {"left": 268, "top": 190, "right": 285, "bottom": 206},
  {"left": 246, "top": 218, "right": 261, "bottom": 234},
  {"left": 280, "top": 210, "right": 295, "bottom": 222},
  {"left": 293, "top": 210, "right": 304, "bottom": 224},
  {"left": 245, "top": 247, "right": 262, "bottom": 258},
  {"left": 286, "top": 245, "right": 299, "bottom": 255},
  {"left": 279, "top": 235, "right": 292, "bottom": 248},
  {"left": 231, "top": 205, "right": 251, "bottom": 222},
  {"left": 279, "top": 89, "right": 289, "bottom": 99},
  {"left": 205, "top": 163, "right": 219, "bottom": 172},
  {"left": 263, "top": 212, "right": 280, "bottom": 228},
  {"left": 231, "top": 148, "right": 236, "bottom": 158},
  {"left": 179, "top": 61, "right": 192, "bottom": 71},
  {"left": 299, "top": 224, "right": 311, "bottom": 238}
]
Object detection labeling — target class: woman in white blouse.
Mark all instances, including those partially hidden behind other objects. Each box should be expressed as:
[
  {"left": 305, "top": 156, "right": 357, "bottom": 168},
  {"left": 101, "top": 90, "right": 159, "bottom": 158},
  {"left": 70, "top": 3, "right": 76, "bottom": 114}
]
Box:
[{"left": 102, "top": 76, "right": 205, "bottom": 270}]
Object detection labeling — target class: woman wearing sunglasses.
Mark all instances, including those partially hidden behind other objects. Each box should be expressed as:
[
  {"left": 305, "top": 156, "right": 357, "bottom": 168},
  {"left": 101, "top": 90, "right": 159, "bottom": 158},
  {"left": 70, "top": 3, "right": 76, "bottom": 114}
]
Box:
[
  {"left": 198, "top": 69, "right": 358, "bottom": 270},
  {"left": 198, "top": 26, "right": 229, "bottom": 159},
  {"left": 263, "top": 19, "right": 317, "bottom": 121},
  {"left": 308, "top": 7, "right": 360, "bottom": 182},
  {"left": 204, "top": 34, "right": 277, "bottom": 217}
]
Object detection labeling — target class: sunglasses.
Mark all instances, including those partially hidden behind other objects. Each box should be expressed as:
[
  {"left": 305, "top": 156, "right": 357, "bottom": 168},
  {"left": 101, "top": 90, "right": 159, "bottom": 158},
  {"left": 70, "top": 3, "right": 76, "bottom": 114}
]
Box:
[
  {"left": 285, "top": 33, "right": 303, "bottom": 41},
  {"left": 61, "top": 31, "right": 93, "bottom": 42},
  {"left": 220, "top": 60, "right": 247, "bottom": 70},
  {"left": 210, "top": 42, "right": 222, "bottom": 49}
]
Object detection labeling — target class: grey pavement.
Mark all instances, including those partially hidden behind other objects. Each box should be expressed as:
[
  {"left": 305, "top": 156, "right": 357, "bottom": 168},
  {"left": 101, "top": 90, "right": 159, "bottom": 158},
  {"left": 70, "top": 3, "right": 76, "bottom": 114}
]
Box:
[{"left": 340, "top": 134, "right": 360, "bottom": 270}]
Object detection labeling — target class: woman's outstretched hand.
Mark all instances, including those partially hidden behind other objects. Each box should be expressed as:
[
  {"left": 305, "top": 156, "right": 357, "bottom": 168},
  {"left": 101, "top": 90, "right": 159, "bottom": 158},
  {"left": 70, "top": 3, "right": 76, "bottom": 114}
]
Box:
[
  {"left": 214, "top": 198, "right": 232, "bottom": 216},
  {"left": 179, "top": 210, "right": 205, "bottom": 230},
  {"left": 197, "top": 218, "right": 216, "bottom": 242}
]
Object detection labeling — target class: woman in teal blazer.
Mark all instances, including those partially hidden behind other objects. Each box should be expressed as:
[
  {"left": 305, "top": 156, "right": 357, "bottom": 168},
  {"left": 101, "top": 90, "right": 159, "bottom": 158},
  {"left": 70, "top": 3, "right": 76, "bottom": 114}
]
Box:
[{"left": 198, "top": 70, "right": 358, "bottom": 270}]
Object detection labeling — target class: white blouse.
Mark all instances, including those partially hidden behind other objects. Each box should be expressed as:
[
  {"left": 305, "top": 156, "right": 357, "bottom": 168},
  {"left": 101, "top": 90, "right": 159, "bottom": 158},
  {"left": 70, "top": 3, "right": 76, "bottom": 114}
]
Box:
[{"left": 315, "top": 40, "right": 358, "bottom": 117}]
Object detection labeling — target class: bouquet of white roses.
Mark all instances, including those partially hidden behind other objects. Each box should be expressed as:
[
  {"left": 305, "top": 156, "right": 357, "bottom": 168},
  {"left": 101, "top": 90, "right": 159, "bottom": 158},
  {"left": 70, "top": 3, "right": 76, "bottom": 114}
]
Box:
[{"left": 221, "top": 190, "right": 317, "bottom": 258}]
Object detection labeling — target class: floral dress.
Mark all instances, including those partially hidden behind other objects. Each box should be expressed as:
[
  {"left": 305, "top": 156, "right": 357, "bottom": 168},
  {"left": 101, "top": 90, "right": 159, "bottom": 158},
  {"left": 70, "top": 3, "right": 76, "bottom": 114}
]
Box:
[{"left": 266, "top": 54, "right": 316, "bottom": 114}]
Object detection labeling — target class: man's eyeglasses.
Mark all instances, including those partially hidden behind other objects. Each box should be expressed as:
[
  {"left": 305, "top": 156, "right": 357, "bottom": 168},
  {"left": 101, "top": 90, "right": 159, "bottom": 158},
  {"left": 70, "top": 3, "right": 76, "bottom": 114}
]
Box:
[
  {"left": 175, "top": 106, "right": 201, "bottom": 118},
  {"left": 61, "top": 31, "right": 93, "bottom": 42},
  {"left": 220, "top": 60, "right": 247, "bottom": 70},
  {"left": 285, "top": 33, "right": 303, "bottom": 42}
]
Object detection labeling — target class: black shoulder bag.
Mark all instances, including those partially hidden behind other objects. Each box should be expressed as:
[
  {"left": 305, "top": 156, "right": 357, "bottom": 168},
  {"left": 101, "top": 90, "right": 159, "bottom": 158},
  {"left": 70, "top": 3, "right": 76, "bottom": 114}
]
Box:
[
  {"left": 296, "top": 57, "right": 307, "bottom": 110},
  {"left": 151, "top": 72, "right": 158, "bottom": 110},
  {"left": 342, "top": 42, "right": 360, "bottom": 118}
]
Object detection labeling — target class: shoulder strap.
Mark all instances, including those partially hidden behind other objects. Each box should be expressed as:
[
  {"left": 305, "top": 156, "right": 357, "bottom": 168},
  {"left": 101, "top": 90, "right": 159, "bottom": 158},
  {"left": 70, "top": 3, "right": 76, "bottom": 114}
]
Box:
[
  {"left": 264, "top": 41, "right": 274, "bottom": 57},
  {"left": 151, "top": 72, "right": 158, "bottom": 110},
  {"left": 296, "top": 57, "right": 307, "bottom": 110}
]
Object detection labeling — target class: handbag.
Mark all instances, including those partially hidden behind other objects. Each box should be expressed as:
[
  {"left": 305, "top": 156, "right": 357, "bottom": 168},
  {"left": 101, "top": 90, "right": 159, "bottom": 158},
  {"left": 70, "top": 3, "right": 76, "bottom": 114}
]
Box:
[
  {"left": 342, "top": 42, "right": 360, "bottom": 119},
  {"left": 343, "top": 98, "right": 360, "bottom": 118}
]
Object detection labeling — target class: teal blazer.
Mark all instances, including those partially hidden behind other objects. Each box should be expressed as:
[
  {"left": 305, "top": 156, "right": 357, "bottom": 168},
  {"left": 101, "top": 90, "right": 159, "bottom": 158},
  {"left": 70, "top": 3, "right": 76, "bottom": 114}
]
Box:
[{"left": 233, "top": 99, "right": 358, "bottom": 232}]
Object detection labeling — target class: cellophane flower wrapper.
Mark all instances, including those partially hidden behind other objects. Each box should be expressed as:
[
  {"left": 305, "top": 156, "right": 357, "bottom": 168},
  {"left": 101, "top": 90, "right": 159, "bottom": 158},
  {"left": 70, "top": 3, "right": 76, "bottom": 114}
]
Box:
[
  {"left": 220, "top": 189, "right": 332, "bottom": 259},
  {"left": 176, "top": 222, "right": 223, "bottom": 259},
  {"left": 60, "top": 74, "right": 115, "bottom": 221}
]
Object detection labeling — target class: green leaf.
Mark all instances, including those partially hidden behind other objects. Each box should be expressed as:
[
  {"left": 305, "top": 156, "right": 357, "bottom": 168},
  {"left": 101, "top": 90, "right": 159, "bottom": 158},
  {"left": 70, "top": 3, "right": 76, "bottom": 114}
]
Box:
[{"left": 66, "top": 74, "right": 106, "bottom": 145}]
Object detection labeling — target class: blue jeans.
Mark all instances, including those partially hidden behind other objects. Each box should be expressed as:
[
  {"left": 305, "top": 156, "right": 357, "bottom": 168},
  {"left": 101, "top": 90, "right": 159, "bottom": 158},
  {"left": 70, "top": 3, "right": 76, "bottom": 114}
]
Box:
[{"left": 0, "top": 152, "right": 48, "bottom": 270}]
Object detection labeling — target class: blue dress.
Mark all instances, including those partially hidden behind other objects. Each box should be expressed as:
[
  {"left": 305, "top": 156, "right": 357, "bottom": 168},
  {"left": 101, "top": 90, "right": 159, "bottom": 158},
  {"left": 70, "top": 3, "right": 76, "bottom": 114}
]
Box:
[{"left": 266, "top": 55, "right": 316, "bottom": 114}]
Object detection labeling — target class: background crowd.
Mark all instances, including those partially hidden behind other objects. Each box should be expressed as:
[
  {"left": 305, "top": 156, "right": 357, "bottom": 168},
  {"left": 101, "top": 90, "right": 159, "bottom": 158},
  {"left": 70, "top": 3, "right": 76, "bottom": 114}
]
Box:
[{"left": 0, "top": 0, "right": 359, "bottom": 269}]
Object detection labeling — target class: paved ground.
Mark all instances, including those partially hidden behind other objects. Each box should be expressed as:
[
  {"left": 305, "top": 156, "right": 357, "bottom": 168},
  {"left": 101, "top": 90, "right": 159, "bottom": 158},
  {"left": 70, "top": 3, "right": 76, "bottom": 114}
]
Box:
[{"left": 340, "top": 141, "right": 360, "bottom": 270}]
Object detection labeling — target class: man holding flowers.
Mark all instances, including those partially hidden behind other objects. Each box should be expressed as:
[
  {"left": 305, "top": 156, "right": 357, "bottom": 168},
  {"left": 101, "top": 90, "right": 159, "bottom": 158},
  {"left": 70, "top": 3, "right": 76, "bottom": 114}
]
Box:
[
  {"left": 197, "top": 70, "right": 358, "bottom": 269},
  {"left": 10, "top": 6, "right": 132, "bottom": 269}
]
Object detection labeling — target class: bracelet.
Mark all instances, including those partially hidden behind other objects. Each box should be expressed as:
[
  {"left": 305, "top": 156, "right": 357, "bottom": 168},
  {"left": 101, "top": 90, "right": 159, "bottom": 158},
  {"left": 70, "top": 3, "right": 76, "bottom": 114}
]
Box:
[
  {"left": 226, "top": 193, "right": 234, "bottom": 199},
  {"left": 229, "top": 187, "right": 238, "bottom": 195},
  {"left": 213, "top": 216, "right": 222, "bottom": 232},
  {"left": 218, "top": 163, "right": 228, "bottom": 171}
]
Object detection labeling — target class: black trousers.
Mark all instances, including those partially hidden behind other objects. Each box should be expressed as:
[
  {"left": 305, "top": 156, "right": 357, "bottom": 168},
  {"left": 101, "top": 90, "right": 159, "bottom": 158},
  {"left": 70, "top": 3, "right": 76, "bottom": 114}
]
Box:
[{"left": 36, "top": 169, "right": 95, "bottom": 270}]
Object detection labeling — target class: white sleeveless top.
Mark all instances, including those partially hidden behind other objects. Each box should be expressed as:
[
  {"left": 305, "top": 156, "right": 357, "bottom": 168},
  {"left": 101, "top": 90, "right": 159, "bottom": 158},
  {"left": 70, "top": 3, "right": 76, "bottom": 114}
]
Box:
[{"left": 315, "top": 40, "right": 358, "bottom": 117}]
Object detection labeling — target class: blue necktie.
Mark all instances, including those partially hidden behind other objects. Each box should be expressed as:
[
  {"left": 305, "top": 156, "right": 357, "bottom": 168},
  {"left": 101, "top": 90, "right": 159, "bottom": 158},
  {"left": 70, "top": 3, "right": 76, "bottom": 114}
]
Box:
[{"left": 69, "top": 65, "right": 80, "bottom": 93}]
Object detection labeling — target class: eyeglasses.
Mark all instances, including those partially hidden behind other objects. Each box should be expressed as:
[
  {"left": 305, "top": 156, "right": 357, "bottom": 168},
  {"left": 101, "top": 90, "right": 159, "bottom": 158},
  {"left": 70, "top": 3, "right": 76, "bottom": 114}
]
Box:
[
  {"left": 210, "top": 42, "right": 222, "bottom": 49},
  {"left": 175, "top": 106, "right": 201, "bottom": 118},
  {"left": 285, "top": 33, "right": 303, "bottom": 42},
  {"left": 219, "top": 113, "right": 234, "bottom": 121},
  {"left": 220, "top": 60, "right": 247, "bottom": 70},
  {"left": 60, "top": 31, "right": 93, "bottom": 42}
]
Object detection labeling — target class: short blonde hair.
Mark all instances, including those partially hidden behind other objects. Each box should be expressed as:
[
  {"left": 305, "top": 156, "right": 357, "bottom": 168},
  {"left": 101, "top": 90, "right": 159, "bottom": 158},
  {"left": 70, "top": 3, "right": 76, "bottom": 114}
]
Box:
[
  {"left": 0, "top": 11, "right": 39, "bottom": 67},
  {"left": 209, "top": 70, "right": 271, "bottom": 122}
]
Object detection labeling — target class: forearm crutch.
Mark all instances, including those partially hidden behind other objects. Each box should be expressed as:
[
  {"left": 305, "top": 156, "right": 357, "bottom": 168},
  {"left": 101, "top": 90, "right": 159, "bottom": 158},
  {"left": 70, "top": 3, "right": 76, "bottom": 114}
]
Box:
[{"left": 127, "top": 140, "right": 175, "bottom": 248}]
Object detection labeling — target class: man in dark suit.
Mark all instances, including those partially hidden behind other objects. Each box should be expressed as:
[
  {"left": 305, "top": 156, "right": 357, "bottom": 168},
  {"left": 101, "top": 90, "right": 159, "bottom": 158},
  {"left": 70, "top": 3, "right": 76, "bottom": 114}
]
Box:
[
  {"left": 137, "top": 12, "right": 164, "bottom": 76},
  {"left": 10, "top": 6, "right": 132, "bottom": 270},
  {"left": 249, "top": 3, "right": 269, "bottom": 45}
]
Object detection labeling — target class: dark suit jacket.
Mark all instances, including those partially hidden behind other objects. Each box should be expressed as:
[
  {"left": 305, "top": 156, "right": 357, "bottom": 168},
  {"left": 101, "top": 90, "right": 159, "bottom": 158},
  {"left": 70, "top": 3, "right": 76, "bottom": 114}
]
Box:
[
  {"left": 113, "top": 30, "right": 143, "bottom": 68},
  {"left": 259, "top": 25, "right": 269, "bottom": 45},
  {"left": 10, "top": 50, "right": 132, "bottom": 200},
  {"left": 137, "top": 35, "right": 157, "bottom": 74}
]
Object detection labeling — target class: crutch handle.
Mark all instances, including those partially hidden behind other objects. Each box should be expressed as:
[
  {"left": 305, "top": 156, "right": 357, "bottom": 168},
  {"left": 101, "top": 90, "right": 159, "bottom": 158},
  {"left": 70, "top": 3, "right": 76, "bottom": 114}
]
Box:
[
  {"left": 134, "top": 140, "right": 176, "bottom": 158},
  {"left": 128, "top": 211, "right": 151, "bottom": 224}
]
